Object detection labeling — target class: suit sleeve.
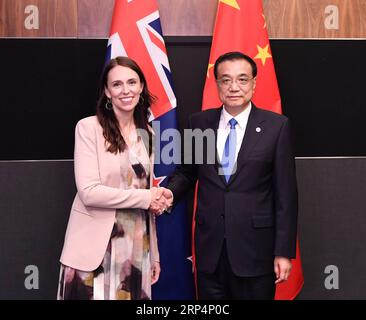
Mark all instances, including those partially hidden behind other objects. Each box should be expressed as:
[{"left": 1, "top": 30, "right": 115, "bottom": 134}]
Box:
[
  {"left": 166, "top": 116, "right": 198, "bottom": 205},
  {"left": 74, "top": 119, "right": 151, "bottom": 209},
  {"left": 273, "top": 118, "right": 298, "bottom": 258}
]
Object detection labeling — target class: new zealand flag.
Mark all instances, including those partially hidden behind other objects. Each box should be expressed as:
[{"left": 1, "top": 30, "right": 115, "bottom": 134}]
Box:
[{"left": 106, "top": 0, "right": 194, "bottom": 299}]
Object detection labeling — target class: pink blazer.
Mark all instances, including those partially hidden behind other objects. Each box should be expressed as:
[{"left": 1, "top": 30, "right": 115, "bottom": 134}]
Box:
[{"left": 60, "top": 116, "right": 159, "bottom": 271}]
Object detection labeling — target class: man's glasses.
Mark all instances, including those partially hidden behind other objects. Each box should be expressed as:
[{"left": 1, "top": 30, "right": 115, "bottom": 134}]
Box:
[{"left": 216, "top": 77, "right": 254, "bottom": 88}]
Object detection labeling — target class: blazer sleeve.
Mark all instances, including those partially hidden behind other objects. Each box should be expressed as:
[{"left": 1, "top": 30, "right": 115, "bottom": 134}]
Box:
[
  {"left": 166, "top": 116, "right": 198, "bottom": 205},
  {"left": 74, "top": 119, "right": 151, "bottom": 209},
  {"left": 273, "top": 118, "right": 298, "bottom": 258},
  {"left": 148, "top": 138, "right": 160, "bottom": 263}
]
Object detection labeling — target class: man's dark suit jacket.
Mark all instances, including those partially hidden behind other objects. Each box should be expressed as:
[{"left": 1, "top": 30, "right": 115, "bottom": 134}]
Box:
[{"left": 167, "top": 104, "right": 298, "bottom": 277}]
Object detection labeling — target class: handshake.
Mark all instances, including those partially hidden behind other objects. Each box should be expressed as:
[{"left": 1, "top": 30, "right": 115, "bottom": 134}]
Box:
[{"left": 149, "top": 187, "right": 173, "bottom": 216}]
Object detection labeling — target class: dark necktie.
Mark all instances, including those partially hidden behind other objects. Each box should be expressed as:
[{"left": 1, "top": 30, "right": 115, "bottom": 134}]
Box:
[{"left": 222, "top": 118, "right": 238, "bottom": 182}]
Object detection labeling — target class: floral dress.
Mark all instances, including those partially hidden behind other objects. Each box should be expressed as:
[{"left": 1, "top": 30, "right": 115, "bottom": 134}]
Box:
[{"left": 57, "top": 136, "right": 152, "bottom": 300}]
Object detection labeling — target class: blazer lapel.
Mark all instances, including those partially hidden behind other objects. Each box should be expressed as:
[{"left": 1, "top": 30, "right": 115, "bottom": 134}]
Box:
[
  {"left": 93, "top": 122, "right": 122, "bottom": 189},
  {"left": 228, "top": 105, "right": 265, "bottom": 185}
]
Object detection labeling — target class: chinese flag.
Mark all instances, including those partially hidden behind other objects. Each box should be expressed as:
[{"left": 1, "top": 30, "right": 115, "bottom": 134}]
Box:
[{"left": 200, "top": 0, "right": 304, "bottom": 299}]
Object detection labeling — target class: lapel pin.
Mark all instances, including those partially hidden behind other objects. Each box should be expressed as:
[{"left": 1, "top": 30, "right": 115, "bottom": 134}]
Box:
[{"left": 256, "top": 127, "right": 261, "bottom": 133}]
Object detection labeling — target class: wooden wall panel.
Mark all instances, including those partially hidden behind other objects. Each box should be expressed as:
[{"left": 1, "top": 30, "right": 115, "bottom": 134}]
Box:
[
  {"left": 158, "top": 0, "right": 217, "bottom": 36},
  {"left": 76, "top": 0, "right": 217, "bottom": 37},
  {"left": 264, "top": 0, "right": 366, "bottom": 38},
  {"left": 0, "top": 0, "right": 77, "bottom": 37},
  {"left": 77, "top": 0, "right": 114, "bottom": 38},
  {"left": 2, "top": 0, "right": 366, "bottom": 38}
]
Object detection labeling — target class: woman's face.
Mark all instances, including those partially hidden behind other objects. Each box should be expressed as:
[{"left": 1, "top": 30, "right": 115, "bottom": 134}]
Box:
[{"left": 104, "top": 65, "right": 144, "bottom": 116}]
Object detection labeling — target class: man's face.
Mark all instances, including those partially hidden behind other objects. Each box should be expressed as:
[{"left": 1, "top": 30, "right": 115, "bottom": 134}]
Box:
[{"left": 216, "top": 59, "right": 256, "bottom": 112}]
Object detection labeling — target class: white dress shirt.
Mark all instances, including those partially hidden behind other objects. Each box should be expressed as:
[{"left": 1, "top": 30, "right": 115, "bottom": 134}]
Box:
[{"left": 217, "top": 103, "right": 252, "bottom": 163}]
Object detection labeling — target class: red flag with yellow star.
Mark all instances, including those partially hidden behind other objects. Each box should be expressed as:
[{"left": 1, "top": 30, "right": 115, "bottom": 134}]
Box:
[{"left": 201, "top": 0, "right": 304, "bottom": 300}]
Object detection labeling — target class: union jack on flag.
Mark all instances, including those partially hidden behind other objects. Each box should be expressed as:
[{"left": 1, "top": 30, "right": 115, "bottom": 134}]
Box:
[
  {"left": 106, "top": 0, "right": 176, "bottom": 121},
  {"left": 106, "top": 0, "right": 195, "bottom": 299}
]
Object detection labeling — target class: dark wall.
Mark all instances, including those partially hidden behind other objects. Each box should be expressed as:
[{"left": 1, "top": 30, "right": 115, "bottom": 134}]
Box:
[
  {"left": 0, "top": 161, "right": 74, "bottom": 299},
  {"left": 1, "top": 158, "right": 365, "bottom": 299},
  {"left": 295, "top": 158, "right": 366, "bottom": 299},
  {"left": 1, "top": 38, "right": 366, "bottom": 160},
  {"left": 0, "top": 38, "right": 366, "bottom": 299}
]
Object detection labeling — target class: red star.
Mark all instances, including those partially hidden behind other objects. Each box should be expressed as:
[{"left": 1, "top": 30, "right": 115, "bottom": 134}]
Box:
[{"left": 153, "top": 174, "right": 166, "bottom": 187}]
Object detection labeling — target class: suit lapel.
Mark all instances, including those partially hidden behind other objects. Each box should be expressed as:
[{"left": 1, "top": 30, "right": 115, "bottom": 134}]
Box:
[
  {"left": 228, "top": 105, "right": 265, "bottom": 185},
  {"left": 205, "top": 107, "right": 227, "bottom": 186}
]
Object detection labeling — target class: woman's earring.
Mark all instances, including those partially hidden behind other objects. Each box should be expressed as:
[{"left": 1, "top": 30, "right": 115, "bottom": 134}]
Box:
[{"left": 105, "top": 98, "right": 113, "bottom": 110}]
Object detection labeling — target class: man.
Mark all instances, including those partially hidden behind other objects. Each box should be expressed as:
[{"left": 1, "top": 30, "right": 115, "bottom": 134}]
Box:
[{"left": 160, "top": 51, "right": 298, "bottom": 299}]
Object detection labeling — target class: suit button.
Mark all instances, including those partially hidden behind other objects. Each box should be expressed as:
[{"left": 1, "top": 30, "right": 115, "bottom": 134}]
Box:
[{"left": 220, "top": 214, "right": 225, "bottom": 219}]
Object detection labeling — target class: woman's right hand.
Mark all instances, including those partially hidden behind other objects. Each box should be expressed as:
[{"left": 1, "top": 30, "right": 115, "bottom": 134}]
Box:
[{"left": 149, "top": 187, "right": 173, "bottom": 215}]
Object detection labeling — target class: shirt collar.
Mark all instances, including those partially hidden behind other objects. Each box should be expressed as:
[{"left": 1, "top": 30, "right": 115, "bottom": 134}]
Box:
[{"left": 222, "top": 102, "right": 252, "bottom": 130}]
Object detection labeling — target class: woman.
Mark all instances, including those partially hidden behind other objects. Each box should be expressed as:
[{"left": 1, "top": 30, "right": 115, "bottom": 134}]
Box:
[{"left": 58, "top": 56, "right": 164, "bottom": 300}]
